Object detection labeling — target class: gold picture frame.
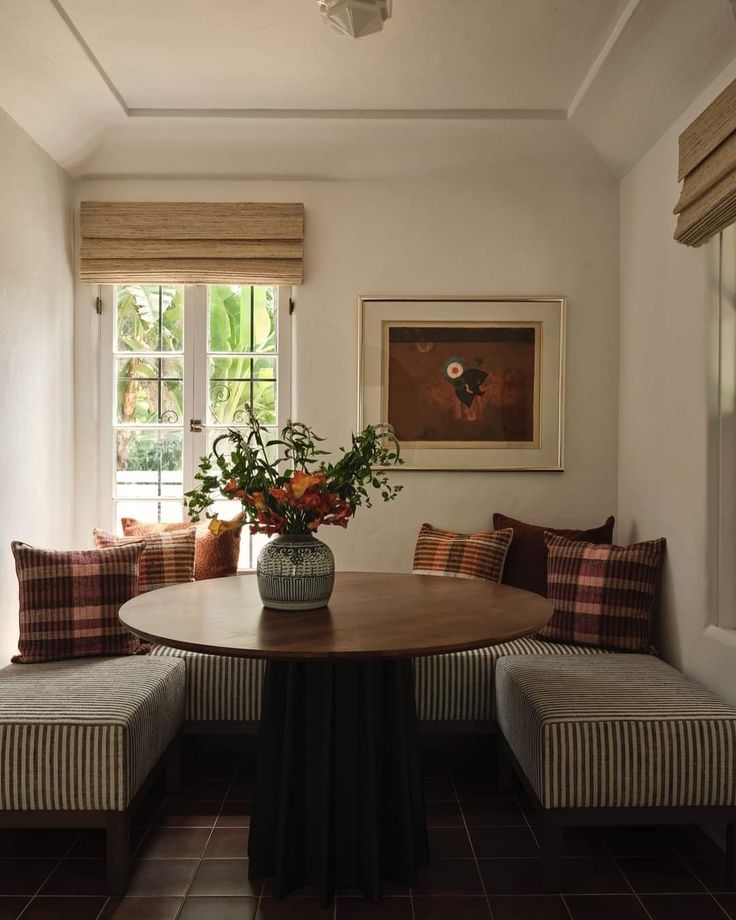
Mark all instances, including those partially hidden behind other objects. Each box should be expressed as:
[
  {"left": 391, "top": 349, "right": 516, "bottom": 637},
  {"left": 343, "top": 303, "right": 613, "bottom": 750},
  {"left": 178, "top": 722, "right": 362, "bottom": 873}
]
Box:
[{"left": 357, "top": 296, "right": 566, "bottom": 472}]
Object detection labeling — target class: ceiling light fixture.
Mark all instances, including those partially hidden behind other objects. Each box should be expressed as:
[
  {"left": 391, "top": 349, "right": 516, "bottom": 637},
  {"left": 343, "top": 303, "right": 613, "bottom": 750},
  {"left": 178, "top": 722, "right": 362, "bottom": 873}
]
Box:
[{"left": 318, "top": 0, "right": 392, "bottom": 38}]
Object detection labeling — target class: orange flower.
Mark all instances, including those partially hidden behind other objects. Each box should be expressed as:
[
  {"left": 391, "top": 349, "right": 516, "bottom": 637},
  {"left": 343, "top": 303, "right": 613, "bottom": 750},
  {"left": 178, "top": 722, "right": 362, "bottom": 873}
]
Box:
[
  {"left": 208, "top": 512, "right": 245, "bottom": 536},
  {"left": 223, "top": 479, "right": 241, "bottom": 495},
  {"left": 290, "top": 471, "right": 325, "bottom": 500},
  {"left": 246, "top": 492, "right": 268, "bottom": 513}
]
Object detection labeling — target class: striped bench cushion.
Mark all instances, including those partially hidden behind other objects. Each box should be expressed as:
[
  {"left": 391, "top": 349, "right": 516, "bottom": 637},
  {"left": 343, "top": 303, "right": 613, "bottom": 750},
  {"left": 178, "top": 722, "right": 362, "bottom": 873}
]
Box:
[
  {"left": 496, "top": 654, "right": 736, "bottom": 809},
  {"left": 0, "top": 656, "right": 185, "bottom": 812},
  {"left": 152, "top": 636, "right": 608, "bottom": 724}
]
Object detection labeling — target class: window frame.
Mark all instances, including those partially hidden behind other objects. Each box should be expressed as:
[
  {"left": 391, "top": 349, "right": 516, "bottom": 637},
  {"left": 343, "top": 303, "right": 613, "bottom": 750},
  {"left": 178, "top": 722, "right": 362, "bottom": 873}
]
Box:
[{"left": 97, "top": 283, "right": 292, "bottom": 567}]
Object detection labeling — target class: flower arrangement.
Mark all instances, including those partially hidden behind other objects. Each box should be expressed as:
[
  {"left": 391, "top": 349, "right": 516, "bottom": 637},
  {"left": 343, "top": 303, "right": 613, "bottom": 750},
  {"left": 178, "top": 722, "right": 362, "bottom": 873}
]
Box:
[{"left": 185, "top": 411, "right": 403, "bottom": 536}]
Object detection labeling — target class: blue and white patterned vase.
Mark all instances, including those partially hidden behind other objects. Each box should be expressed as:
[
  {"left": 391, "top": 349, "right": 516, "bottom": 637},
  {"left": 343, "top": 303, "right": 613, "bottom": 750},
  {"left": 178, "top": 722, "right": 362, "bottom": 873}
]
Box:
[{"left": 256, "top": 534, "right": 335, "bottom": 611}]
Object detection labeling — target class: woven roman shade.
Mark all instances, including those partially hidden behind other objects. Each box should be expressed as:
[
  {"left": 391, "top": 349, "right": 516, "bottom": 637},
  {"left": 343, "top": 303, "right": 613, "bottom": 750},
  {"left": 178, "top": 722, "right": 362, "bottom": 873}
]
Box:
[
  {"left": 79, "top": 201, "right": 304, "bottom": 284},
  {"left": 674, "top": 79, "right": 736, "bottom": 247}
]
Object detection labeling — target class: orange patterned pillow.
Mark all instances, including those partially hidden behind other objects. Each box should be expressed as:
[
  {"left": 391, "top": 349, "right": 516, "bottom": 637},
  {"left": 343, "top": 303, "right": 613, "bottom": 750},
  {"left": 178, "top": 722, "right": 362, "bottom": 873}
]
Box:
[
  {"left": 412, "top": 523, "right": 513, "bottom": 583},
  {"left": 121, "top": 517, "right": 242, "bottom": 580},
  {"left": 93, "top": 528, "right": 196, "bottom": 593}
]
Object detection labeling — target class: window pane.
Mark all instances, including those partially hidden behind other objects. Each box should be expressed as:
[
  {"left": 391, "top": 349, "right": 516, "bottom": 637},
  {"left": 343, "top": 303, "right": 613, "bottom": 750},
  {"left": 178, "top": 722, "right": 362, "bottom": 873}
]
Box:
[
  {"left": 115, "top": 429, "right": 183, "bottom": 498},
  {"left": 116, "top": 284, "right": 184, "bottom": 352},
  {"left": 116, "top": 357, "right": 183, "bottom": 425},
  {"left": 208, "top": 285, "right": 277, "bottom": 353},
  {"left": 206, "top": 427, "right": 279, "bottom": 465},
  {"left": 207, "top": 357, "right": 276, "bottom": 426}
]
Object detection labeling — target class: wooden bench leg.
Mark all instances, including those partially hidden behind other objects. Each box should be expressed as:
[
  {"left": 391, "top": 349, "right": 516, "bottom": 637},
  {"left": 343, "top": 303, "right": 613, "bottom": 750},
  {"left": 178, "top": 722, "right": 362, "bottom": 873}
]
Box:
[
  {"left": 728, "top": 824, "right": 736, "bottom": 890},
  {"left": 166, "top": 735, "right": 182, "bottom": 794},
  {"left": 106, "top": 811, "right": 130, "bottom": 897},
  {"left": 541, "top": 820, "right": 563, "bottom": 893}
]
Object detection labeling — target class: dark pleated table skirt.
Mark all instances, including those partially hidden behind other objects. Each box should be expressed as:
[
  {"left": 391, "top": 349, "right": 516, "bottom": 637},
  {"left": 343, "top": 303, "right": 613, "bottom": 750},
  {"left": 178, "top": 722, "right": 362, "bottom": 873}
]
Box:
[{"left": 248, "top": 658, "right": 429, "bottom": 902}]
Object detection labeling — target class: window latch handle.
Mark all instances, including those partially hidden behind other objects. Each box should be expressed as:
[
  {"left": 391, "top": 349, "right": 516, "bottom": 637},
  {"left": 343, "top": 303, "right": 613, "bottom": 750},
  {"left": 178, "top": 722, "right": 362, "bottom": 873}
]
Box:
[{"left": 189, "top": 419, "right": 203, "bottom": 433}]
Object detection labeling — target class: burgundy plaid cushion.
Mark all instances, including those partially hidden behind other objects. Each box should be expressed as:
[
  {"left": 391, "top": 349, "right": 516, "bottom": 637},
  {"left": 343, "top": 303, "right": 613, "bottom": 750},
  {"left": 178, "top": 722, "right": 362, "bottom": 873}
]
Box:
[
  {"left": 537, "top": 533, "right": 666, "bottom": 652},
  {"left": 93, "top": 528, "right": 196, "bottom": 593},
  {"left": 412, "top": 523, "right": 513, "bottom": 582},
  {"left": 12, "top": 541, "right": 146, "bottom": 664}
]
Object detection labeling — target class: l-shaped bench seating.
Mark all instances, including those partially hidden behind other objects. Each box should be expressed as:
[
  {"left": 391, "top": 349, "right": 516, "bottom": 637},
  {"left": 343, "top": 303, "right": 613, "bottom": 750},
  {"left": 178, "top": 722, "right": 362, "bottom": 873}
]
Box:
[{"left": 3, "top": 639, "right": 736, "bottom": 895}]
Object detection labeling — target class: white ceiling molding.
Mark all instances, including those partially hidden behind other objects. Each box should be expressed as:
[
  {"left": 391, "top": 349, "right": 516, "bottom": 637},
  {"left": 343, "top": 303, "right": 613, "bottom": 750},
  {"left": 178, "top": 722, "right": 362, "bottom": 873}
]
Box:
[{"left": 125, "top": 108, "right": 567, "bottom": 121}]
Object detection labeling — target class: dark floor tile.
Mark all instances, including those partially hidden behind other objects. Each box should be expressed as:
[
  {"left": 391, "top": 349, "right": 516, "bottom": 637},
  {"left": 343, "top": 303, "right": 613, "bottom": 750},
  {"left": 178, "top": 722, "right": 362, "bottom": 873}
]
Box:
[
  {"left": 480, "top": 858, "right": 545, "bottom": 896},
  {"left": 413, "top": 858, "right": 483, "bottom": 896},
  {"left": 216, "top": 799, "right": 253, "bottom": 828},
  {"left": 470, "top": 826, "right": 538, "bottom": 858},
  {"left": 135, "top": 827, "right": 211, "bottom": 859},
  {"left": 716, "top": 893, "right": 736, "bottom": 918},
  {"left": 188, "top": 858, "right": 262, "bottom": 896},
  {"left": 99, "top": 896, "right": 183, "bottom": 920},
  {"left": 560, "top": 828, "right": 607, "bottom": 858},
  {"left": 452, "top": 774, "right": 498, "bottom": 799},
  {"left": 0, "top": 835, "right": 15, "bottom": 857},
  {"left": 125, "top": 859, "right": 199, "bottom": 897},
  {"left": 228, "top": 778, "right": 254, "bottom": 801},
  {"left": 560, "top": 857, "right": 629, "bottom": 895},
  {"left": 598, "top": 826, "right": 674, "bottom": 858},
  {"left": 684, "top": 857, "right": 732, "bottom": 893},
  {"left": 39, "top": 858, "right": 106, "bottom": 896},
  {"left": 666, "top": 826, "right": 725, "bottom": 860},
  {"left": 0, "top": 898, "right": 28, "bottom": 920},
  {"left": 180, "top": 896, "right": 258, "bottom": 920},
  {"left": 336, "top": 880, "right": 409, "bottom": 898},
  {"left": 461, "top": 796, "right": 526, "bottom": 827},
  {"left": 0, "top": 859, "right": 59, "bottom": 896},
  {"left": 413, "top": 897, "right": 490, "bottom": 920},
  {"left": 618, "top": 857, "right": 705, "bottom": 893},
  {"left": 19, "top": 896, "right": 107, "bottom": 919},
  {"left": 564, "top": 894, "right": 649, "bottom": 920},
  {"left": 427, "top": 827, "right": 473, "bottom": 858},
  {"left": 132, "top": 796, "right": 166, "bottom": 827},
  {"left": 177, "top": 779, "right": 231, "bottom": 800},
  {"left": 66, "top": 829, "right": 107, "bottom": 858},
  {"left": 489, "top": 895, "right": 570, "bottom": 920},
  {"left": 425, "top": 800, "right": 464, "bottom": 827},
  {"left": 337, "top": 899, "right": 412, "bottom": 919},
  {"left": 3, "top": 830, "right": 79, "bottom": 858},
  {"left": 424, "top": 776, "right": 455, "bottom": 800},
  {"left": 641, "top": 893, "right": 729, "bottom": 920},
  {"left": 157, "top": 799, "right": 222, "bottom": 828},
  {"left": 257, "top": 899, "right": 331, "bottom": 918},
  {"left": 204, "top": 827, "right": 250, "bottom": 858}
]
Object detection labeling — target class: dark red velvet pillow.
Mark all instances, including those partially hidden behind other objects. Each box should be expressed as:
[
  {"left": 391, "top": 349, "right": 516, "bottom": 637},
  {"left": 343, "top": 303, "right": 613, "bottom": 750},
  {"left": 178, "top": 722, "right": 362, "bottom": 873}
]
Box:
[{"left": 492, "top": 513, "right": 615, "bottom": 597}]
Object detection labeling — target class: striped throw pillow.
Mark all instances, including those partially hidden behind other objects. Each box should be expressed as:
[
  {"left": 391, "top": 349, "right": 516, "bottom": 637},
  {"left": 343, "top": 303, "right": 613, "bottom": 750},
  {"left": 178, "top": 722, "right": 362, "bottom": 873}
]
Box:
[
  {"left": 412, "top": 523, "right": 513, "bottom": 582},
  {"left": 121, "top": 516, "right": 241, "bottom": 580},
  {"left": 94, "top": 528, "right": 196, "bottom": 593},
  {"left": 11, "top": 541, "right": 146, "bottom": 663},
  {"left": 538, "top": 533, "right": 666, "bottom": 652}
]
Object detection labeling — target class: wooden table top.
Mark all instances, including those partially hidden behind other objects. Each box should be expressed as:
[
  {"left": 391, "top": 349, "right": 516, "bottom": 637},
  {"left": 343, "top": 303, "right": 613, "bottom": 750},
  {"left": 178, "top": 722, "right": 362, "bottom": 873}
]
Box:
[{"left": 119, "top": 572, "right": 552, "bottom": 661}]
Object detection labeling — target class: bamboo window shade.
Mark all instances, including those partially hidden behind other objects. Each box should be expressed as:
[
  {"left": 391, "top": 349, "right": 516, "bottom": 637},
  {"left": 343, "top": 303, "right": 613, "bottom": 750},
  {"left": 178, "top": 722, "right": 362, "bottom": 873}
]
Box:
[
  {"left": 674, "top": 78, "right": 736, "bottom": 247},
  {"left": 79, "top": 201, "right": 304, "bottom": 284}
]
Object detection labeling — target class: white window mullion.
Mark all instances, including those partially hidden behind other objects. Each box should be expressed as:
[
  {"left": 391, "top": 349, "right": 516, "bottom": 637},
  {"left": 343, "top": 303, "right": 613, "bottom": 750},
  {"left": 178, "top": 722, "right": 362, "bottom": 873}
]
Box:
[
  {"left": 98, "top": 285, "right": 116, "bottom": 533},
  {"left": 183, "top": 284, "right": 207, "bottom": 497}
]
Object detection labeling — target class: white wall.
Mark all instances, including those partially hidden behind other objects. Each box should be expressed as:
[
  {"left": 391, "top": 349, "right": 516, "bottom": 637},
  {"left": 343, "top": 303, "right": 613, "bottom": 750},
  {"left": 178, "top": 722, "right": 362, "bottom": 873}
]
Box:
[
  {"left": 74, "top": 121, "right": 620, "bottom": 573},
  {"left": 619, "top": 59, "right": 736, "bottom": 704},
  {"left": 0, "top": 107, "right": 75, "bottom": 662}
]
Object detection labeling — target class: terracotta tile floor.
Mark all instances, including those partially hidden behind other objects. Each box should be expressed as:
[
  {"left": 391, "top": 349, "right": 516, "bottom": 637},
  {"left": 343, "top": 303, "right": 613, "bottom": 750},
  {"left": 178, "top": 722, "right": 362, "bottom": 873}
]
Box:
[{"left": 0, "top": 736, "right": 732, "bottom": 920}]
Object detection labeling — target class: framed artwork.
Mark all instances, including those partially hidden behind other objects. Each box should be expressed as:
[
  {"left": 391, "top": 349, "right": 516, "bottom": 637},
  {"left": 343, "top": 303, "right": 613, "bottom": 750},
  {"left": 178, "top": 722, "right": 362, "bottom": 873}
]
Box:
[{"left": 358, "top": 296, "right": 565, "bottom": 471}]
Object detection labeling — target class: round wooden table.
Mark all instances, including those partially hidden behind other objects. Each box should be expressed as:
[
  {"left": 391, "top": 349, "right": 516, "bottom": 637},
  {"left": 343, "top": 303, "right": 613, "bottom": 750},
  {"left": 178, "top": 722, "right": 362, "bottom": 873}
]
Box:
[{"left": 120, "top": 572, "right": 551, "bottom": 902}]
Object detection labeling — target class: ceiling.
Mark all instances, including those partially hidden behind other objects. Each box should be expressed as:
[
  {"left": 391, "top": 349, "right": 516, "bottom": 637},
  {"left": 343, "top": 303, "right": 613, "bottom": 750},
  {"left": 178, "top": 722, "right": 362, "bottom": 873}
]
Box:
[{"left": 0, "top": 0, "right": 734, "bottom": 178}]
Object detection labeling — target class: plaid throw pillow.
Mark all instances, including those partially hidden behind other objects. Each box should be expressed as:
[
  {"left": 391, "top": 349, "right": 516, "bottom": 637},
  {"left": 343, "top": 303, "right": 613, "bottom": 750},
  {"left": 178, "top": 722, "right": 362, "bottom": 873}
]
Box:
[
  {"left": 93, "top": 528, "right": 196, "bottom": 593},
  {"left": 538, "top": 533, "right": 666, "bottom": 652},
  {"left": 412, "top": 523, "right": 513, "bottom": 582},
  {"left": 121, "top": 517, "right": 241, "bottom": 580},
  {"left": 12, "top": 541, "right": 146, "bottom": 664}
]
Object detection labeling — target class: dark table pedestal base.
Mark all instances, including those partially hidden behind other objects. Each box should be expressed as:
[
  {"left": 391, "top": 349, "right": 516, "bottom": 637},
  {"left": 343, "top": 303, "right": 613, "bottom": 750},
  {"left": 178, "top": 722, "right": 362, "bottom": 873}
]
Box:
[{"left": 248, "top": 658, "right": 428, "bottom": 902}]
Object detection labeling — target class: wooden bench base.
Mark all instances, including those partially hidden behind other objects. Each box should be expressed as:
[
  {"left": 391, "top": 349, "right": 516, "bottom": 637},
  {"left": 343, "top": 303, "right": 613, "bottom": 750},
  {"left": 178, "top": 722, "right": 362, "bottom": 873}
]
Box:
[
  {"left": 0, "top": 734, "right": 181, "bottom": 896},
  {"left": 498, "top": 734, "right": 736, "bottom": 892}
]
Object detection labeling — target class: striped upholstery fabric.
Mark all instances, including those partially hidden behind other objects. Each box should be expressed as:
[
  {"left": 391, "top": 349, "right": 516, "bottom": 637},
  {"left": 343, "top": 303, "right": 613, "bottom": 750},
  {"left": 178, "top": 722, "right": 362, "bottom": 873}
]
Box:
[
  {"left": 151, "top": 637, "right": 607, "bottom": 724},
  {"left": 150, "top": 645, "right": 264, "bottom": 721},
  {"left": 0, "top": 656, "right": 185, "bottom": 811},
  {"left": 496, "top": 654, "right": 736, "bottom": 809},
  {"left": 11, "top": 541, "right": 146, "bottom": 664},
  {"left": 415, "top": 636, "right": 610, "bottom": 721},
  {"left": 94, "top": 528, "right": 196, "bottom": 593},
  {"left": 538, "top": 534, "right": 665, "bottom": 651},
  {"left": 413, "top": 523, "right": 513, "bottom": 582}
]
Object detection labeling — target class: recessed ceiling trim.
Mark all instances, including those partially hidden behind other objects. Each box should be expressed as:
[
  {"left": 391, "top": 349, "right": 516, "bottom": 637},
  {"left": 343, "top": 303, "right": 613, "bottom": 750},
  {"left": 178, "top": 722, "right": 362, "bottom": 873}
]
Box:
[
  {"left": 49, "top": 0, "right": 129, "bottom": 114},
  {"left": 567, "top": 0, "right": 641, "bottom": 118},
  {"left": 126, "top": 107, "right": 568, "bottom": 121}
]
